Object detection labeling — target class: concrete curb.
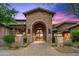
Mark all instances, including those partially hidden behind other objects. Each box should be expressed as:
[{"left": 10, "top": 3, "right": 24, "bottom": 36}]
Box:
[{"left": 70, "top": 47, "right": 79, "bottom": 51}]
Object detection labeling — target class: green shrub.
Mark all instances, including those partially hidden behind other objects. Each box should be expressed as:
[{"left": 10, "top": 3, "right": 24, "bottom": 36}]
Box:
[
  {"left": 3, "top": 34, "right": 15, "bottom": 45},
  {"left": 64, "top": 41, "right": 73, "bottom": 47},
  {"left": 71, "top": 28, "right": 79, "bottom": 42}
]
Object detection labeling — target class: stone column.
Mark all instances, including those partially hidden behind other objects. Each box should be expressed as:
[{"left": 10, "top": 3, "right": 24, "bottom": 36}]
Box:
[
  {"left": 12, "top": 28, "right": 16, "bottom": 34},
  {"left": 15, "top": 34, "right": 23, "bottom": 46},
  {"left": 56, "top": 33, "right": 64, "bottom": 47},
  {"left": 47, "top": 26, "right": 52, "bottom": 45},
  {"left": 26, "top": 27, "right": 33, "bottom": 44}
]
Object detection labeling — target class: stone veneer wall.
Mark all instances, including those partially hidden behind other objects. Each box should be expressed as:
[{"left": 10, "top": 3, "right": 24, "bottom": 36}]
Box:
[{"left": 26, "top": 11, "right": 53, "bottom": 44}]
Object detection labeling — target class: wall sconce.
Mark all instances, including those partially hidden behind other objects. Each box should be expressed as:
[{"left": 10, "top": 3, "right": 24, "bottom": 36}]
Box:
[
  {"left": 28, "top": 29, "right": 30, "bottom": 34},
  {"left": 48, "top": 29, "right": 51, "bottom": 34}
]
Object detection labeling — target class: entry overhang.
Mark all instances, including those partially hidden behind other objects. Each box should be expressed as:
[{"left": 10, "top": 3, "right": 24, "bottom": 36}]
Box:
[{"left": 23, "top": 7, "right": 56, "bottom": 17}]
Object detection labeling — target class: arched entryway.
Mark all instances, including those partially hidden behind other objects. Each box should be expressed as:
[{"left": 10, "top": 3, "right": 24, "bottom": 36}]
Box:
[{"left": 32, "top": 21, "right": 46, "bottom": 42}]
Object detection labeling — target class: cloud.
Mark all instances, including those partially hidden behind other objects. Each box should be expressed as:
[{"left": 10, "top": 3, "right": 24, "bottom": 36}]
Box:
[{"left": 53, "top": 11, "right": 78, "bottom": 24}]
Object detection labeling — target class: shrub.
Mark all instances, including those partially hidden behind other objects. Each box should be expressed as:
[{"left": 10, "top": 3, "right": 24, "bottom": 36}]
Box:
[
  {"left": 71, "top": 28, "right": 79, "bottom": 42},
  {"left": 64, "top": 41, "right": 73, "bottom": 47},
  {"left": 3, "top": 34, "right": 15, "bottom": 45}
]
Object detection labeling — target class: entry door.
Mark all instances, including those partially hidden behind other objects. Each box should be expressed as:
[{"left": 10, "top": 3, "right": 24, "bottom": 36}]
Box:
[{"left": 35, "top": 29, "right": 43, "bottom": 41}]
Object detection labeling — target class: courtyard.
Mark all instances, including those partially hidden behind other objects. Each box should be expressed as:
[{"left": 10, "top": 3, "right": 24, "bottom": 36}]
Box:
[{"left": 0, "top": 41, "right": 79, "bottom": 56}]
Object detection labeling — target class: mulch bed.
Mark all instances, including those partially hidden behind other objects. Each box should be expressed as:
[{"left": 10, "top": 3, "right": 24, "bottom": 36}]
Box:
[
  {"left": 0, "top": 43, "right": 29, "bottom": 50},
  {"left": 54, "top": 46, "right": 79, "bottom": 53}
]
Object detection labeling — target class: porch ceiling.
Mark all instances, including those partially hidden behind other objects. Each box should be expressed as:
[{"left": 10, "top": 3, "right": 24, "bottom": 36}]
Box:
[{"left": 9, "top": 24, "right": 26, "bottom": 32}]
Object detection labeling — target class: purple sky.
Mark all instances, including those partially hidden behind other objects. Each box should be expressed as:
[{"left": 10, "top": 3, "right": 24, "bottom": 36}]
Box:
[
  {"left": 10, "top": 3, "right": 79, "bottom": 24},
  {"left": 10, "top": 3, "right": 54, "bottom": 19}
]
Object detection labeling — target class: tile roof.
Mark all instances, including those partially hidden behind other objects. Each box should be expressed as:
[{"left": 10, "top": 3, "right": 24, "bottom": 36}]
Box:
[
  {"left": 54, "top": 21, "right": 77, "bottom": 28},
  {"left": 66, "top": 23, "right": 79, "bottom": 30},
  {"left": 23, "top": 7, "right": 55, "bottom": 16}
]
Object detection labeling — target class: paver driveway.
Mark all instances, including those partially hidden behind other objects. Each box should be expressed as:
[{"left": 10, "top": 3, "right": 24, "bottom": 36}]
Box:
[{"left": 0, "top": 41, "right": 79, "bottom": 56}]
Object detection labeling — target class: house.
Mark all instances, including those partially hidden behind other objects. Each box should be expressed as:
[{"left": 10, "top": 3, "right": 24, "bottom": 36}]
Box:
[
  {"left": 0, "top": 19, "right": 26, "bottom": 45},
  {"left": 0, "top": 23, "right": 13, "bottom": 45},
  {"left": 52, "top": 21, "right": 77, "bottom": 44},
  {"left": 9, "top": 19, "right": 26, "bottom": 34},
  {"left": 0, "top": 7, "right": 79, "bottom": 46}
]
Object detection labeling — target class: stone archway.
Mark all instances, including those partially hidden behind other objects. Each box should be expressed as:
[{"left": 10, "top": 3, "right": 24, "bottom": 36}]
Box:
[{"left": 32, "top": 21, "right": 46, "bottom": 42}]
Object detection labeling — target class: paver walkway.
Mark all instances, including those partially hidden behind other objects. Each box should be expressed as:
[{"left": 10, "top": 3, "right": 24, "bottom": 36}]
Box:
[{"left": 0, "top": 41, "right": 79, "bottom": 56}]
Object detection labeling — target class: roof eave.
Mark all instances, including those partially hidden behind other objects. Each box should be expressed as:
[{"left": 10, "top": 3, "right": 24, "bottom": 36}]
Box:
[{"left": 23, "top": 7, "right": 56, "bottom": 17}]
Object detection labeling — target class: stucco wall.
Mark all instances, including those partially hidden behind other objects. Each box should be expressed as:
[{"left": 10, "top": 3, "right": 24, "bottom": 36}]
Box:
[{"left": 0, "top": 25, "right": 11, "bottom": 45}]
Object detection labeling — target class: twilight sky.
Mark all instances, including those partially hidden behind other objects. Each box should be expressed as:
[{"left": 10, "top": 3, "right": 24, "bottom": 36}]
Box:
[{"left": 10, "top": 3, "right": 79, "bottom": 24}]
